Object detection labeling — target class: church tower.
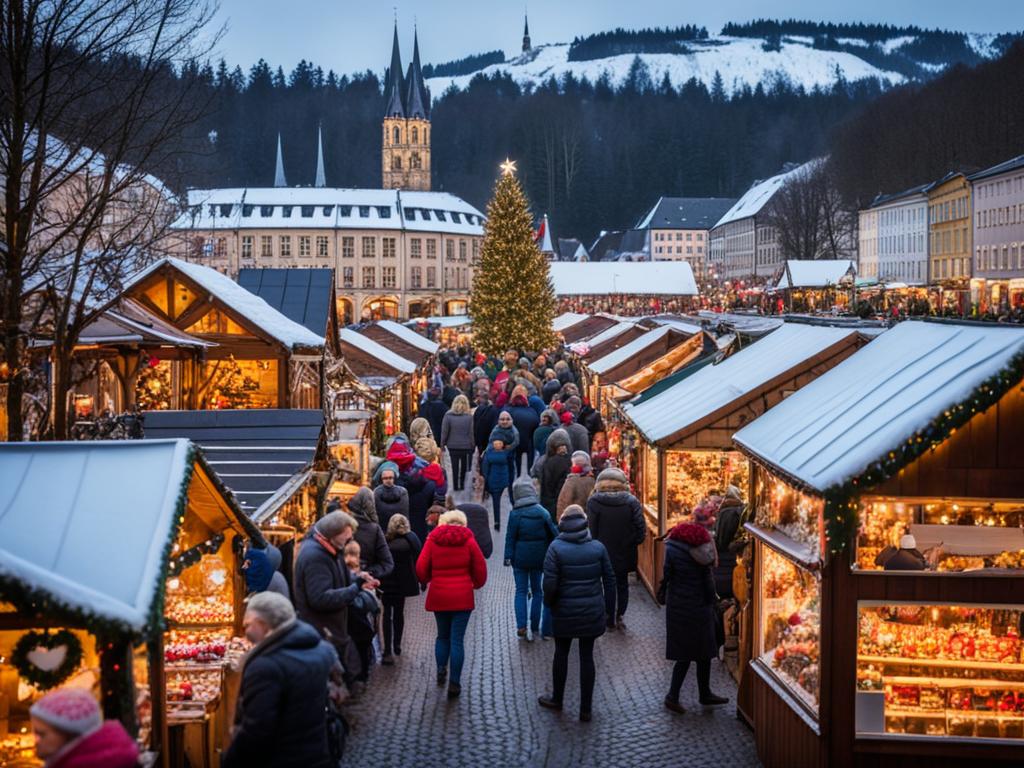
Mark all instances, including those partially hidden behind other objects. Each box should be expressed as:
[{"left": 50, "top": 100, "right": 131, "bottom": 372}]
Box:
[
  {"left": 523, "top": 14, "right": 531, "bottom": 53},
  {"left": 382, "top": 24, "right": 431, "bottom": 191}
]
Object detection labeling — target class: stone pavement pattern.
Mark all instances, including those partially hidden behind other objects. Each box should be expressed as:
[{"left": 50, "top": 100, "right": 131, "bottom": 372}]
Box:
[{"left": 344, "top": 467, "right": 761, "bottom": 768}]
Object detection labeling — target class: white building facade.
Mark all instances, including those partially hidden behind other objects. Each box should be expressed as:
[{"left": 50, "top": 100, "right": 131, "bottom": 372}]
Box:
[{"left": 861, "top": 184, "right": 930, "bottom": 285}]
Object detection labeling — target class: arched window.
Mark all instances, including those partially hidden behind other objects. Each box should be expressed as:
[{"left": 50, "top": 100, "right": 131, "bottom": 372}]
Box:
[
  {"left": 392, "top": 156, "right": 402, "bottom": 170},
  {"left": 412, "top": 126, "right": 418, "bottom": 144},
  {"left": 393, "top": 126, "right": 400, "bottom": 144},
  {"left": 423, "top": 127, "right": 428, "bottom": 144},
  {"left": 410, "top": 152, "right": 420, "bottom": 169}
]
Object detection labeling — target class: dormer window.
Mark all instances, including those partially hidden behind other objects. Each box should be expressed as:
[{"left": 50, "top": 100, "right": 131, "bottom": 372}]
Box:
[
  {"left": 359, "top": 206, "right": 370, "bottom": 218},
  {"left": 377, "top": 206, "right": 392, "bottom": 219},
  {"left": 260, "top": 205, "right": 274, "bottom": 217}
]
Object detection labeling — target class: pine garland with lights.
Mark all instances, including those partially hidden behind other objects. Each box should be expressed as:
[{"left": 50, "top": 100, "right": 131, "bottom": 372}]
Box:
[
  {"left": 820, "top": 349, "right": 1024, "bottom": 556},
  {"left": 470, "top": 162, "right": 557, "bottom": 355}
]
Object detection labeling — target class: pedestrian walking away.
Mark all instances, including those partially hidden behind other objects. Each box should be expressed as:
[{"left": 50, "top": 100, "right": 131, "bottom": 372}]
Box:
[
  {"left": 418, "top": 387, "right": 450, "bottom": 444},
  {"left": 538, "top": 428, "right": 573, "bottom": 516},
  {"left": 347, "top": 485, "right": 395, "bottom": 580},
  {"left": 538, "top": 505, "right": 616, "bottom": 721},
  {"left": 586, "top": 467, "right": 645, "bottom": 629},
  {"left": 441, "top": 394, "right": 475, "bottom": 492},
  {"left": 660, "top": 521, "right": 729, "bottom": 713},
  {"left": 416, "top": 509, "right": 488, "bottom": 699},
  {"left": 380, "top": 513, "right": 422, "bottom": 665},
  {"left": 556, "top": 451, "right": 596, "bottom": 522},
  {"left": 504, "top": 478, "right": 558, "bottom": 639}
]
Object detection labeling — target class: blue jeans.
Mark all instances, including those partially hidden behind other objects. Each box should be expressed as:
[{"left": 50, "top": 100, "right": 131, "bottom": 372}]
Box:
[
  {"left": 434, "top": 610, "right": 472, "bottom": 685},
  {"left": 513, "top": 568, "right": 543, "bottom": 631}
]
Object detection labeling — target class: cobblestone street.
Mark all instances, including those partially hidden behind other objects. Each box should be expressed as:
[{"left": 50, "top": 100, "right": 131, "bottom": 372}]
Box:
[{"left": 343, "top": 470, "right": 761, "bottom": 768}]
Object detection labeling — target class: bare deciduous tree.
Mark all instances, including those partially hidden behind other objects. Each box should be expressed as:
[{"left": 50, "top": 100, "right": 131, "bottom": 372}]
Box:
[
  {"left": 1, "top": 0, "right": 220, "bottom": 439},
  {"left": 766, "top": 160, "right": 856, "bottom": 265}
]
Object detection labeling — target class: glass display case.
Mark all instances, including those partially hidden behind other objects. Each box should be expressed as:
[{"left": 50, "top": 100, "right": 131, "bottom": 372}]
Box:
[
  {"left": 754, "top": 471, "right": 822, "bottom": 559},
  {"left": 757, "top": 543, "right": 822, "bottom": 713},
  {"left": 856, "top": 602, "right": 1024, "bottom": 741},
  {"left": 856, "top": 497, "right": 1024, "bottom": 572},
  {"left": 642, "top": 443, "right": 659, "bottom": 511},
  {"left": 663, "top": 450, "right": 748, "bottom": 530}
]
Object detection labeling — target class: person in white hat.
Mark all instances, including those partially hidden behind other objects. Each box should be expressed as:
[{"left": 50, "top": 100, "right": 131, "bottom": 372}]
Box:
[{"left": 30, "top": 686, "right": 138, "bottom": 767}]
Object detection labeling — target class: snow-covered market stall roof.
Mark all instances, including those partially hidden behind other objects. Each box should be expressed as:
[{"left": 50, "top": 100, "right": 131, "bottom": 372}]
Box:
[
  {"left": 339, "top": 327, "right": 417, "bottom": 377},
  {"left": 124, "top": 258, "right": 325, "bottom": 351},
  {"left": 733, "top": 321, "right": 1024, "bottom": 493},
  {"left": 552, "top": 312, "right": 589, "bottom": 332},
  {"left": 588, "top": 325, "right": 699, "bottom": 381},
  {"left": 775, "top": 259, "right": 856, "bottom": 290},
  {"left": 405, "top": 315, "right": 472, "bottom": 330},
  {"left": 143, "top": 409, "right": 326, "bottom": 523},
  {"left": 559, "top": 314, "right": 620, "bottom": 345},
  {"left": 0, "top": 439, "right": 258, "bottom": 634},
  {"left": 623, "top": 323, "right": 864, "bottom": 445},
  {"left": 349, "top": 319, "right": 438, "bottom": 367},
  {"left": 549, "top": 262, "right": 698, "bottom": 297}
]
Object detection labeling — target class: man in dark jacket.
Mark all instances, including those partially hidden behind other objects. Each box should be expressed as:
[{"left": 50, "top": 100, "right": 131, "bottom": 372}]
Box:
[
  {"left": 293, "top": 511, "right": 378, "bottom": 683},
  {"left": 347, "top": 486, "right": 395, "bottom": 580},
  {"left": 539, "top": 505, "right": 615, "bottom": 721},
  {"left": 224, "top": 592, "right": 342, "bottom": 768},
  {"left": 373, "top": 461, "right": 409, "bottom": 532},
  {"left": 506, "top": 392, "right": 540, "bottom": 476},
  {"left": 586, "top": 467, "right": 646, "bottom": 629},
  {"left": 418, "top": 388, "right": 449, "bottom": 443},
  {"left": 538, "top": 429, "right": 573, "bottom": 515}
]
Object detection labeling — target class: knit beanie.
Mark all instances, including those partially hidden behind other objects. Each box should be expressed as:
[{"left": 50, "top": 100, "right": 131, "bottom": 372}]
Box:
[
  {"left": 30, "top": 688, "right": 102, "bottom": 737},
  {"left": 561, "top": 504, "right": 586, "bottom": 520},
  {"left": 597, "top": 466, "right": 628, "bottom": 485},
  {"left": 560, "top": 411, "right": 573, "bottom": 425}
]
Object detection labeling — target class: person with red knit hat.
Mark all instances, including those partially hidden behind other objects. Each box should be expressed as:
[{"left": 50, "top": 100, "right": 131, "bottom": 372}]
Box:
[{"left": 29, "top": 687, "right": 138, "bottom": 768}]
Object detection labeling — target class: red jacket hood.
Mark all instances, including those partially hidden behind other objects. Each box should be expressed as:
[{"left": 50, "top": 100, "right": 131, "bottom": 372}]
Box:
[
  {"left": 51, "top": 722, "right": 139, "bottom": 768},
  {"left": 429, "top": 524, "right": 475, "bottom": 547},
  {"left": 386, "top": 440, "right": 417, "bottom": 471},
  {"left": 421, "top": 462, "right": 444, "bottom": 484},
  {"left": 667, "top": 522, "right": 711, "bottom": 546}
]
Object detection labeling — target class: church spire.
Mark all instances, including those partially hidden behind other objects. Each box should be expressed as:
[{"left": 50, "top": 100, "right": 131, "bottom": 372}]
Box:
[
  {"left": 522, "top": 12, "right": 531, "bottom": 52},
  {"left": 405, "top": 26, "right": 430, "bottom": 119},
  {"left": 314, "top": 124, "right": 326, "bottom": 187},
  {"left": 273, "top": 132, "right": 287, "bottom": 187},
  {"left": 384, "top": 21, "right": 406, "bottom": 118}
]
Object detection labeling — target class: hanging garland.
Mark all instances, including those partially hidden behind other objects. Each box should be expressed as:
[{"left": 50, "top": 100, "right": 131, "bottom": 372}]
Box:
[
  {"left": 11, "top": 629, "right": 84, "bottom": 690},
  {"left": 167, "top": 533, "right": 225, "bottom": 577},
  {"left": 821, "top": 349, "right": 1024, "bottom": 557}
]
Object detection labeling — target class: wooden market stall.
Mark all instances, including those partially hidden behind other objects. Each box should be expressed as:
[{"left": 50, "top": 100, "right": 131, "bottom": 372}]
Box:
[
  {"left": 773, "top": 259, "right": 857, "bottom": 314},
  {"left": 0, "top": 439, "right": 261, "bottom": 768},
  {"left": 404, "top": 316, "right": 473, "bottom": 348},
  {"left": 568, "top": 321, "right": 646, "bottom": 360},
  {"left": 557, "top": 314, "right": 619, "bottom": 345},
  {"left": 338, "top": 328, "right": 417, "bottom": 439},
  {"left": 350, "top": 319, "right": 438, "bottom": 408},
  {"left": 113, "top": 258, "right": 327, "bottom": 410},
  {"left": 732, "top": 320, "right": 1024, "bottom": 768}
]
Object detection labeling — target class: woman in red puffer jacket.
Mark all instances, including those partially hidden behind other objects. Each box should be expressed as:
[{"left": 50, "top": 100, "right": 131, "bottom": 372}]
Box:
[{"left": 416, "top": 509, "right": 487, "bottom": 699}]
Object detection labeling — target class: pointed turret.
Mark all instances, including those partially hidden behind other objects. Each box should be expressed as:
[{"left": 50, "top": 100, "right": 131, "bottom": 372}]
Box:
[
  {"left": 522, "top": 14, "right": 531, "bottom": 53},
  {"left": 273, "top": 133, "right": 287, "bottom": 187},
  {"left": 314, "top": 125, "right": 326, "bottom": 187},
  {"left": 383, "top": 22, "right": 406, "bottom": 118},
  {"left": 405, "top": 27, "right": 430, "bottom": 119}
]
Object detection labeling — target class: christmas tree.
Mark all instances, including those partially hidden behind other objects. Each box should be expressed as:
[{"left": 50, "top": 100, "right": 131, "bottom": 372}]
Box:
[{"left": 469, "top": 160, "right": 557, "bottom": 355}]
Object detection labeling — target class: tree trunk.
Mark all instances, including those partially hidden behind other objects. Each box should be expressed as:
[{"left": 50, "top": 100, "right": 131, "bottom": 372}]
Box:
[
  {"left": 52, "top": 353, "right": 72, "bottom": 441},
  {"left": 3, "top": 287, "right": 24, "bottom": 441}
]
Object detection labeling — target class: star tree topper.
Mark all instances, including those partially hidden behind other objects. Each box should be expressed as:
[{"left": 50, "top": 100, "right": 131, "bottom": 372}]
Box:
[{"left": 500, "top": 157, "right": 517, "bottom": 176}]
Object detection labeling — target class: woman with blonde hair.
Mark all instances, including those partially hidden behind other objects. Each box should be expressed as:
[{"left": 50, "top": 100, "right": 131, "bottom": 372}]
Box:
[
  {"left": 441, "top": 394, "right": 475, "bottom": 492},
  {"left": 416, "top": 509, "right": 488, "bottom": 698},
  {"left": 380, "top": 514, "right": 422, "bottom": 664}
]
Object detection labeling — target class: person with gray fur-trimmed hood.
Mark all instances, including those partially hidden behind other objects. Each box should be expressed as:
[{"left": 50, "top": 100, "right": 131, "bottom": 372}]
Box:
[
  {"left": 538, "top": 428, "right": 573, "bottom": 515},
  {"left": 347, "top": 486, "right": 394, "bottom": 580},
  {"left": 586, "top": 467, "right": 645, "bottom": 630}
]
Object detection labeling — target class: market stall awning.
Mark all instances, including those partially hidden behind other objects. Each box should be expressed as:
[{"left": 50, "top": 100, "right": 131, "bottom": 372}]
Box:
[
  {"left": 776, "top": 260, "right": 856, "bottom": 290},
  {"left": 142, "top": 409, "right": 325, "bottom": 523},
  {"left": 572, "top": 322, "right": 646, "bottom": 358},
  {"left": 0, "top": 439, "right": 252, "bottom": 633},
  {"left": 552, "top": 312, "right": 590, "bottom": 332},
  {"left": 549, "top": 261, "right": 698, "bottom": 296},
  {"left": 560, "top": 314, "right": 619, "bottom": 344},
  {"left": 349, "top": 320, "right": 437, "bottom": 367},
  {"left": 733, "top": 321, "right": 1024, "bottom": 492},
  {"left": 623, "top": 323, "right": 864, "bottom": 444},
  {"left": 340, "top": 327, "right": 417, "bottom": 378}
]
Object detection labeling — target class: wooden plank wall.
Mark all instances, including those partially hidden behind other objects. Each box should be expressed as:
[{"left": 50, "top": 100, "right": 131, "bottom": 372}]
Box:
[{"left": 750, "top": 664, "right": 823, "bottom": 768}]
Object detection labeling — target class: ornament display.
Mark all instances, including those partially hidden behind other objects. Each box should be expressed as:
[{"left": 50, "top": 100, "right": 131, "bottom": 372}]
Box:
[
  {"left": 165, "top": 595, "right": 233, "bottom": 625},
  {"left": 10, "top": 629, "right": 84, "bottom": 690},
  {"left": 755, "top": 474, "right": 821, "bottom": 557}
]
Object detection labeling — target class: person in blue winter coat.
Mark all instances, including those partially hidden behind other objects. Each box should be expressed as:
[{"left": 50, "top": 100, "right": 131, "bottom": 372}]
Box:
[
  {"left": 505, "top": 386, "right": 541, "bottom": 476},
  {"left": 504, "top": 479, "right": 558, "bottom": 639},
  {"left": 489, "top": 410, "right": 520, "bottom": 503},
  {"left": 538, "top": 504, "right": 616, "bottom": 721},
  {"left": 482, "top": 438, "right": 513, "bottom": 531}
]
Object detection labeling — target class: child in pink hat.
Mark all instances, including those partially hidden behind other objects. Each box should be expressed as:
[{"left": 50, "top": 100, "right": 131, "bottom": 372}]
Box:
[{"left": 30, "top": 687, "right": 138, "bottom": 768}]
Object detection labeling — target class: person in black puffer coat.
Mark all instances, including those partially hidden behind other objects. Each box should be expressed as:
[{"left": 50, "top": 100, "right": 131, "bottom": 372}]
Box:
[
  {"left": 538, "top": 428, "right": 572, "bottom": 515},
  {"left": 418, "top": 388, "right": 450, "bottom": 445},
  {"left": 347, "top": 486, "right": 394, "bottom": 580},
  {"left": 373, "top": 461, "right": 409, "bottom": 533},
  {"left": 379, "top": 514, "right": 422, "bottom": 665},
  {"left": 224, "top": 592, "right": 342, "bottom": 768},
  {"left": 506, "top": 387, "right": 540, "bottom": 476},
  {"left": 661, "top": 522, "right": 728, "bottom": 712},
  {"left": 538, "top": 505, "right": 615, "bottom": 721},
  {"left": 586, "top": 467, "right": 646, "bottom": 629}
]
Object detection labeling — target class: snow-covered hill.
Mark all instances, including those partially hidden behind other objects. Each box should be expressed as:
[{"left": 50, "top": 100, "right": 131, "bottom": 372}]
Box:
[{"left": 425, "top": 33, "right": 1003, "bottom": 96}]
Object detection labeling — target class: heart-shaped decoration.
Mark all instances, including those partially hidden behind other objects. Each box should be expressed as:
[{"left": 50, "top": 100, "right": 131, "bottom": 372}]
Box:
[
  {"left": 11, "top": 630, "right": 83, "bottom": 690},
  {"left": 27, "top": 644, "right": 68, "bottom": 672}
]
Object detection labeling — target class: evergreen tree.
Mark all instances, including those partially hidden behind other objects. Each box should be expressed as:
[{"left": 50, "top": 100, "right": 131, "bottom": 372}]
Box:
[{"left": 470, "top": 163, "right": 556, "bottom": 355}]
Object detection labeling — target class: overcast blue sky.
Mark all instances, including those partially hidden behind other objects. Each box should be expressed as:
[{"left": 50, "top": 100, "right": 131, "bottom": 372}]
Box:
[{"left": 211, "top": 0, "right": 1024, "bottom": 75}]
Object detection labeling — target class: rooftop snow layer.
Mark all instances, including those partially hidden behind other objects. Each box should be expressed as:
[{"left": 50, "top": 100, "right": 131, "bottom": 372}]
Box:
[
  {"left": 733, "top": 321, "right": 1024, "bottom": 492},
  {"left": 575, "top": 321, "right": 638, "bottom": 350},
  {"left": 624, "top": 323, "right": 860, "bottom": 443},
  {"left": 549, "top": 262, "right": 698, "bottom": 296},
  {"left": 376, "top": 319, "right": 439, "bottom": 354},
  {"left": 552, "top": 312, "right": 591, "bottom": 332},
  {"left": 339, "top": 328, "right": 417, "bottom": 374},
  {"left": 714, "top": 160, "right": 820, "bottom": 229},
  {"left": 588, "top": 326, "right": 674, "bottom": 375},
  {"left": 0, "top": 439, "right": 193, "bottom": 631},
  {"left": 777, "top": 260, "right": 856, "bottom": 289},
  {"left": 125, "top": 258, "right": 326, "bottom": 350}
]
